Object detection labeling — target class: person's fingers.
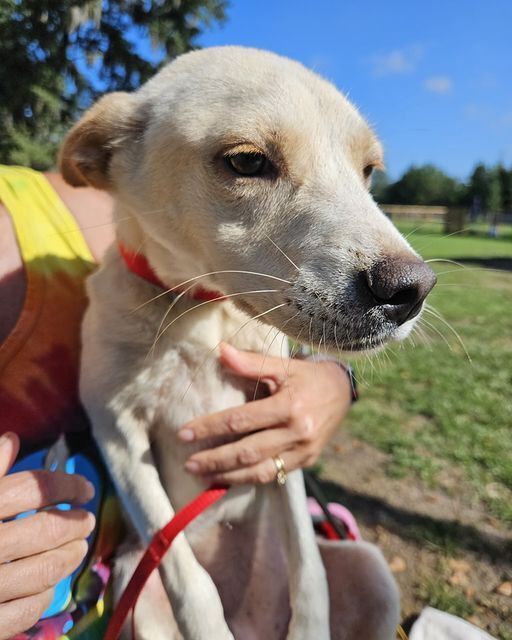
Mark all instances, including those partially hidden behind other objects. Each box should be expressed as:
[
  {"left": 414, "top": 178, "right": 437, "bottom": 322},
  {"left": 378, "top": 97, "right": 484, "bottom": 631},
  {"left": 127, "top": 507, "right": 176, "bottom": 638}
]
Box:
[
  {"left": 0, "top": 588, "right": 54, "bottom": 640},
  {"left": 178, "top": 391, "right": 292, "bottom": 442},
  {"left": 185, "top": 427, "right": 296, "bottom": 475},
  {"left": 0, "top": 433, "right": 20, "bottom": 478},
  {"left": 0, "top": 539, "right": 87, "bottom": 602},
  {"left": 0, "top": 471, "right": 95, "bottom": 520},
  {"left": 219, "top": 342, "right": 293, "bottom": 384},
  {"left": 206, "top": 449, "right": 307, "bottom": 486},
  {"left": 0, "top": 508, "right": 96, "bottom": 563}
]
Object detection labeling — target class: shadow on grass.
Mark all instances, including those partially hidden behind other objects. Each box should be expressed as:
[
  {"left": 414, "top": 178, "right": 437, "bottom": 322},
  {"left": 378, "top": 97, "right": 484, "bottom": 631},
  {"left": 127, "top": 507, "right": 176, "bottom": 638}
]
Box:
[
  {"left": 310, "top": 474, "right": 512, "bottom": 561},
  {"left": 453, "top": 257, "right": 512, "bottom": 271}
]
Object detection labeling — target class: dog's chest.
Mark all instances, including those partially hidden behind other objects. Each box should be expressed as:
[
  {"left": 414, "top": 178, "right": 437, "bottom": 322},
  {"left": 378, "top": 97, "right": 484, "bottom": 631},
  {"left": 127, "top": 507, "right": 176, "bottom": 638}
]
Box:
[
  {"left": 137, "top": 345, "right": 249, "bottom": 507},
  {"left": 143, "top": 347, "right": 293, "bottom": 627}
]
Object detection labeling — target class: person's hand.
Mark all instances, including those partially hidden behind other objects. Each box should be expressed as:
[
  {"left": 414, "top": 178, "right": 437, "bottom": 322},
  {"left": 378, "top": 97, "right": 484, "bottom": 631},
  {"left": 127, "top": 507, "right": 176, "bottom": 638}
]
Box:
[
  {"left": 0, "top": 433, "right": 96, "bottom": 640},
  {"left": 178, "top": 343, "right": 352, "bottom": 485}
]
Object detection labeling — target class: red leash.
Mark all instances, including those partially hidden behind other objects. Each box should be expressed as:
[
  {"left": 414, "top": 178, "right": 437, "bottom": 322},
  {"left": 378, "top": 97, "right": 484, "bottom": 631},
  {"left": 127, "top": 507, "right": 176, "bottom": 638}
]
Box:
[{"left": 104, "top": 485, "right": 228, "bottom": 640}]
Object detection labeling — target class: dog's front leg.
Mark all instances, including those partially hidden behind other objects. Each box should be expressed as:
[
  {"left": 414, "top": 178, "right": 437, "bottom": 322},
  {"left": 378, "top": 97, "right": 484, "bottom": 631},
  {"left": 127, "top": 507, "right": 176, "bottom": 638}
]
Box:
[
  {"left": 90, "top": 407, "right": 234, "bottom": 640},
  {"left": 278, "top": 471, "right": 331, "bottom": 640}
]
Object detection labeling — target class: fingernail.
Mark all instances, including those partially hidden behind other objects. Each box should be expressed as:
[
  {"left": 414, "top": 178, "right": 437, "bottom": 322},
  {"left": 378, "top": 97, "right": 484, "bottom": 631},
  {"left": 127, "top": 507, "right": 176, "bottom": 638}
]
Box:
[
  {"left": 185, "top": 460, "right": 200, "bottom": 474},
  {"left": 84, "top": 481, "right": 95, "bottom": 501},
  {"left": 221, "top": 342, "right": 236, "bottom": 354},
  {"left": 178, "top": 429, "right": 195, "bottom": 442},
  {"left": 0, "top": 432, "right": 12, "bottom": 447},
  {"left": 85, "top": 511, "right": 96, "bottom": 533}
]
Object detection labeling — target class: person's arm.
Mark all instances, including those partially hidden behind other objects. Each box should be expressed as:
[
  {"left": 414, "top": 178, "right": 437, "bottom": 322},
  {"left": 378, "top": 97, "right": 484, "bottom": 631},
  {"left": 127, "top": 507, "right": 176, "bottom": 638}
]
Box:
[
  {"left": 44, "top": 173, "right": 114, "bottom": 261},
  {"left": 0, "top": 179, "right": 113, "bottom": 638},
  {"left": 0, "top": 434, "right": 95, "bottom": 640},
  {"left": 178, "top": 343, "right": 352, "bottom": 485}
]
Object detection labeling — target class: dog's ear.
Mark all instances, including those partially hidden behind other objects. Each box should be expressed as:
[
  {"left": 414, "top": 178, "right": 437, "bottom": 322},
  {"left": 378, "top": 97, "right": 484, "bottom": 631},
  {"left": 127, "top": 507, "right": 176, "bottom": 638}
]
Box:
[{"left": 59, "top": 92, "right": 140, "bottom": 190}]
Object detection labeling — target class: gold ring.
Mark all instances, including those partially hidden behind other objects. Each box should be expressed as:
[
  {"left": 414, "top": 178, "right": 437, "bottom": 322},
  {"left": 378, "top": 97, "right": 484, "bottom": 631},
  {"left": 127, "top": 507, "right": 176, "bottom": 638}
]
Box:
[{"left": 272, "top": 455, "right": 287, "bottom": 486}]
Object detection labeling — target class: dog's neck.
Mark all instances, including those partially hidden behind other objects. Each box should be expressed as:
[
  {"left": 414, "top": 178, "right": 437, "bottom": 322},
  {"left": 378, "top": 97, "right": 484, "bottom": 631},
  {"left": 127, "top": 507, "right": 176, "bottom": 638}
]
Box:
[
  {"left": 118, "top": 242, "right": 225, "bottom": 301},
  {"left": 114, "top": 205, "right": 223, "bottom": 296}
]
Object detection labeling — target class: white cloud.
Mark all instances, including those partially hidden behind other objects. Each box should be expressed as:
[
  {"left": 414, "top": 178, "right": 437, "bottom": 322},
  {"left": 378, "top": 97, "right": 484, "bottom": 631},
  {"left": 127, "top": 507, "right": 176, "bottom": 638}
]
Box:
[
  {"left": 369, "top": 45, "right": 424, "bottom": 77},
  {"left": 424, "top": 76, "right": 453, "bottom": 94}
]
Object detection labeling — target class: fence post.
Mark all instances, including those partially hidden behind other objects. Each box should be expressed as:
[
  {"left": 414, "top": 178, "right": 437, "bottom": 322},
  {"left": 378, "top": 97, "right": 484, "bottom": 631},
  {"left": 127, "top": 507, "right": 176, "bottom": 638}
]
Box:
[{"left": 444, "top": 207, "right": 467, "bottom": 234}]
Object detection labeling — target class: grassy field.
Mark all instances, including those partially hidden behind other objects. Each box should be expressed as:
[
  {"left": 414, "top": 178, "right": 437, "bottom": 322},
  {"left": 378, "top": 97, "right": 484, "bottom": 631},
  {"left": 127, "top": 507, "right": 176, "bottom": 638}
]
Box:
[
  {"left": 318, "top": 223, "right": 512, "bottom": 638},
  {"left": 349, "top": 225, "right": 512, "bottom": 522}
]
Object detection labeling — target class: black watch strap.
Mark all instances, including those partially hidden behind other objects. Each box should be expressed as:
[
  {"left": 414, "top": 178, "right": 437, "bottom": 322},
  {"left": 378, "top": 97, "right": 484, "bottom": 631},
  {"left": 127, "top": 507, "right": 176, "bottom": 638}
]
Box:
[{"left": 337, "top": 362, "right": 358, "bottom": 403}]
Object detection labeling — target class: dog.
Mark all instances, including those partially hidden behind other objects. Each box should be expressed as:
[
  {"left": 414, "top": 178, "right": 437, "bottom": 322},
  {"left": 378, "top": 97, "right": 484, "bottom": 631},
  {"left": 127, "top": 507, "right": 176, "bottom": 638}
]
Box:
[{"left": 59, "top": 46, "right": 436, "bottom": 639}]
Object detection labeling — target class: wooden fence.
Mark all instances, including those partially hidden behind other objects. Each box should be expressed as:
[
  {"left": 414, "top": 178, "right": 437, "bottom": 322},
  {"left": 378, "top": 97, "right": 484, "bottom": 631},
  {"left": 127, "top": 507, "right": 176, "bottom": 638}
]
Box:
[
  {"left": 381, "top": 204, "right": 448, "bottom": 222},
  {"left": 380, "top": 204, "right": 466, "bottom": 232}
]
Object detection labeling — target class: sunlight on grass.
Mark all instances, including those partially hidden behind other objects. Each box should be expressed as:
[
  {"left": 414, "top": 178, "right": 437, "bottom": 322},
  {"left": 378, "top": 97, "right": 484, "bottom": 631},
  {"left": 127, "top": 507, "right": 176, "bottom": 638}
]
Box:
[{"left": 347, "top": 227, "right": 512, "bottom": 524}]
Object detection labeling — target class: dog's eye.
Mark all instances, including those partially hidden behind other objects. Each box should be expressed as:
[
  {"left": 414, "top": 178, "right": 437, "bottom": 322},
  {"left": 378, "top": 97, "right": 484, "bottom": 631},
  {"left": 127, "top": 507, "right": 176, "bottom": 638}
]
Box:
[
  {"left": 363, "top": 164, "right": 374, "bottom": 180},
  {"left": 226, "top": 152, "right": 268, "bottom": 177}
]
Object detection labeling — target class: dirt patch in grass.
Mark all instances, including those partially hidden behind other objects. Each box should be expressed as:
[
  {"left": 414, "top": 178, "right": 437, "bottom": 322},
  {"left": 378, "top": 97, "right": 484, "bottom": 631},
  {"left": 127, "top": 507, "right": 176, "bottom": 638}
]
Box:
[{"left": 318, "top": 432, "right": 512, "bottom": 639}]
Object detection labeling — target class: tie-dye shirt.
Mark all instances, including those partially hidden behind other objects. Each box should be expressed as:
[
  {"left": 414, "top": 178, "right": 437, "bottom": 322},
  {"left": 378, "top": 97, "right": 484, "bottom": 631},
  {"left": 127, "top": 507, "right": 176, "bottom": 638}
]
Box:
[{"left": 0, "top": 166, "right": 123, "bottom": 639}]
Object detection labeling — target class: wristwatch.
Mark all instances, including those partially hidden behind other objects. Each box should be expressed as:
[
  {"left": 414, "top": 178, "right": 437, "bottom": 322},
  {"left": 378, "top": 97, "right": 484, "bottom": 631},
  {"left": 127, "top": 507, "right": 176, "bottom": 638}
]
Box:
[{"left": 337, "top": 362, "right": 358, "bottom": 403}]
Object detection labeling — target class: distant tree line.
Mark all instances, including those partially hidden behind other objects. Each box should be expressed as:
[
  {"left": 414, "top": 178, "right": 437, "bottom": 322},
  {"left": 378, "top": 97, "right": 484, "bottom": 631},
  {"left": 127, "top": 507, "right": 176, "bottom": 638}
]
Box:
[
  {"left": 0, "top": 0, "right": 226, "bottom": 169},
  {"left": 372, "top": 163, "right": 512, "bottom": 214}
]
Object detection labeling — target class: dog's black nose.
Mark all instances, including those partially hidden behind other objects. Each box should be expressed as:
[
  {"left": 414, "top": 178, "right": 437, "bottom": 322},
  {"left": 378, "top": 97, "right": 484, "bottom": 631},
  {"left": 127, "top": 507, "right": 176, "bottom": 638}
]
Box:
[{"left": 365, "top": 257, "right": 437, "bottom": 325}]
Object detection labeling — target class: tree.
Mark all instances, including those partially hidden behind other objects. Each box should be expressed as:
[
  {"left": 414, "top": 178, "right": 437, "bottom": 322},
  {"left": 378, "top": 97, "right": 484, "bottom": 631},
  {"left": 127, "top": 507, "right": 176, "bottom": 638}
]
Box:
[
  {"left": 370, "top": 169, "right": 390, "bottom": 203},
  {"left": 468, "top": 163, "right": 491, "bottom": 212},
  {"left": 497, "top": 164, "right": 512, "bottom": 212},
  {"left": 487, "top": 169, "right": 503, "bottom": 213},
  {"left": 384, "top": 164, "right": 462, "bottom": 206},
  {"left": 0, "top": 0, "right": 227, "bottom": 169}
]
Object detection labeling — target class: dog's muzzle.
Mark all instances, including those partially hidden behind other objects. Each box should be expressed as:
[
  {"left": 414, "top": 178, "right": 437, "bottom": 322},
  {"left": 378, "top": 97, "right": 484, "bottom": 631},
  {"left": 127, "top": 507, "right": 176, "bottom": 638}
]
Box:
[{"left": 280, "top": 255, "right": 436, "bottom": 352}]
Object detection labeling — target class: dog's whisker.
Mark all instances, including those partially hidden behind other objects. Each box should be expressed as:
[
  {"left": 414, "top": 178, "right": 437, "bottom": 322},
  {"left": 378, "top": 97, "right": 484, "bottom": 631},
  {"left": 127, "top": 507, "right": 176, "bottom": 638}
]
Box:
[
  {"left": 264, "top": 234, "right": 336, "bottom": 322},
  {"left": 411, "top": 227, "right": 473, "bottom": 254},
  {"left": 147, "top": 276, "right": 236, "bottom": 360},
  {"left": 276, "top": 316, "right": 300, "bottom": 383},
  {"left": 254, "top": 311, "right": 300, "bottom": 400},
  {"left": 382, "top": 344, "right": 394, "bottom": 364},
  {"left": 146, "top": 283, "right": 199, "bottom": 362},
  {"left": 286, "top": 325, "right": 305, "bottom": 378},
  {"left": 412, "top": 322, "right": 433, "bottom": 350},
  {"left": 279, "top": 332, "right": 294, "bottom": 401},
  {"left": 417, "top": 317, "right": 449, "bottom": 351},
  {"left": 434, "top": 266, "right": 502, "bottom": 277},
  {"left": 180, "top": 302, "right": 289, "bottom": 401},
  {"left": 316, "top": 329, "right": 323, "bottom": 362},
  {"left": 424, "top": 304, "right": 472, "bottom": 362},
  {"left": 264, "top": 233, "right": 300, "bottom": 272},
  {"left": 322, "top": 320, "right": 328, "bottom": 358},
  {"left": 152, "top": 289, "right": 280, "bottom": 353},
  {"left": 425, "top": 258, "right": 467, "bottom": 269},
  {"left": 252, "top": 324, "right": 283, "bottom": 402},
  {"left": 131, "top": 270, "right": 291, "bottom": 313},
  {"left": 433, "top": 283, "right": 483, "bottom": 288},
  {"left": 403, "top": 224, "right": 425, "bottom": 240}
]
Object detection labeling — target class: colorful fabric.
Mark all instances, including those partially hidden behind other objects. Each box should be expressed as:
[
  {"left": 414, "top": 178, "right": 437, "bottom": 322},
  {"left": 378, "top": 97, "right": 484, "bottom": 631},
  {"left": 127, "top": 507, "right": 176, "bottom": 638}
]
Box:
[{"left": 0, "top": 166, "right": 123, "bottom": 639}]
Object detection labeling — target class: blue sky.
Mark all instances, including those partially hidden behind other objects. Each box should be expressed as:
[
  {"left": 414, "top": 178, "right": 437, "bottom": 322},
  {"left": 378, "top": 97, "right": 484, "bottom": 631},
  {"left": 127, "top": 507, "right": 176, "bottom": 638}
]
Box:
[{"left": 196, "top": 0, "right": 512, "bottom": 181}]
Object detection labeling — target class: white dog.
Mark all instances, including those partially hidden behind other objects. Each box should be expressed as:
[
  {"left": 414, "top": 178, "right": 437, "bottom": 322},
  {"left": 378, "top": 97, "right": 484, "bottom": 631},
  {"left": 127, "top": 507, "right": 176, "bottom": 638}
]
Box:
[{"left": 59, "top": 46, "right": 436, "bottom": 639}]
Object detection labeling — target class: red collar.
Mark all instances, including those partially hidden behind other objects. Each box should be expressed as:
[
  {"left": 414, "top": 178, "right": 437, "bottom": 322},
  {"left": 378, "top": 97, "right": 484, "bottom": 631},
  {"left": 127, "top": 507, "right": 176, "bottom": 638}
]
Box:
[{"left": 118, "top": 243, "right": 225, "bottom": 302}]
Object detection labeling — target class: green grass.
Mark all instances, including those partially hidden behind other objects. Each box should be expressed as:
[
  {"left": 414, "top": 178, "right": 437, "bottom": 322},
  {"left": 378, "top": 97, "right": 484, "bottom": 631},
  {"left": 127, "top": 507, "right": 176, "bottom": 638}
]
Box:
[
  {"left": 396, "top": 221, "right": 512, "bottom": 258},
  {"left": 346, "top": 225, "right": 512, "bottom": 524},
  {"left": 417, "top": 576, "right": 475, "bottom": 619}
]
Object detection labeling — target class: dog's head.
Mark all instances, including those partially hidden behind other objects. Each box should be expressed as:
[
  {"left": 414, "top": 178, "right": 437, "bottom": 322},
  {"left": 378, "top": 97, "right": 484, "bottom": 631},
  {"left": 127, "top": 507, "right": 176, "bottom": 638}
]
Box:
[{"left": 60, "top": 46, "right": 435, "bottom": 352}]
